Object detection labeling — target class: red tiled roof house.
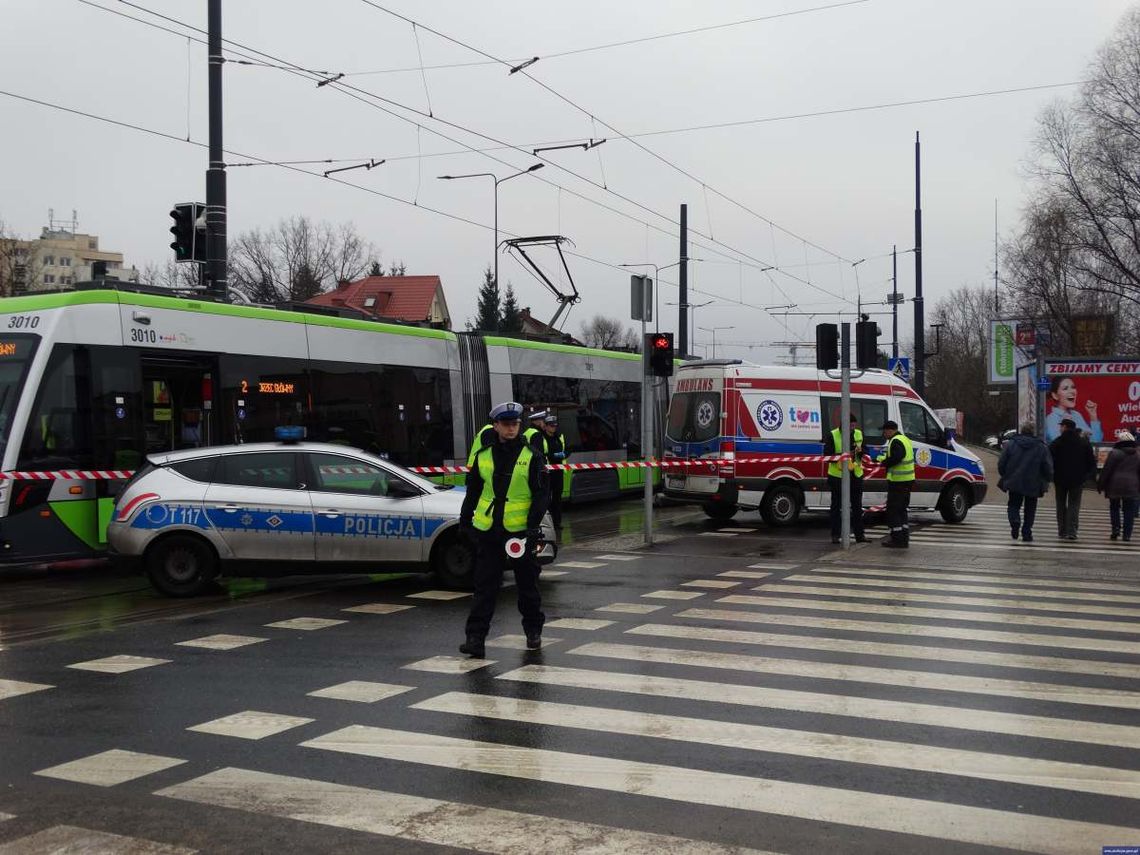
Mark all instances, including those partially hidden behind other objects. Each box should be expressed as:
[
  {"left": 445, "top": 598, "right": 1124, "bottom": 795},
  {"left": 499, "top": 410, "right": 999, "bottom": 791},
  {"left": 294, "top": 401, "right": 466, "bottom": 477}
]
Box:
[{"left": 306, "top": 275, "right": 451, "bottom": 329}]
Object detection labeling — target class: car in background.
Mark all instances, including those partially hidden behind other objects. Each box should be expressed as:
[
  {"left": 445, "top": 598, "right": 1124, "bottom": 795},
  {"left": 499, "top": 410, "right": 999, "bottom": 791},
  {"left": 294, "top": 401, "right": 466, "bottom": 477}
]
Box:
[{"left": 108, "top": 437, "right": 556, "bottom": 596}]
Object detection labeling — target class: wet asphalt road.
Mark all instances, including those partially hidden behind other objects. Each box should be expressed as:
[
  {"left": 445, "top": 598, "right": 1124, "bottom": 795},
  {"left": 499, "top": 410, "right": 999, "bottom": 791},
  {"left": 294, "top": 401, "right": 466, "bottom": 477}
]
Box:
[{"left": 2, "top": 498, "right": 1140, "bottom": 854}]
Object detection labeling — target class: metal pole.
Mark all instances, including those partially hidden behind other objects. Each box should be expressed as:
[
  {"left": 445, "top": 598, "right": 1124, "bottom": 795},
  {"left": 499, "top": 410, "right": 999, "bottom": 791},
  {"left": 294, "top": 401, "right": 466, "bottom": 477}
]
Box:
[
  {"left": 892, "top": 245, "right": 899, "bottom": 359},
  {"left": 913, "top": 131, "right": 924, "bottom": 396},
  {"left": 206, "top": 0, "right": 228, "bottom": 301},
  {"left": 994, "top": 198, "right": 1000, "bottom": 314},
  {"left": 1036, "top": 349, "right": 1046, "bottom": 437},
  {"left": 493, "top": 180, "right": 499, "bottom": 292},
  {"left": 679, "top": 204, "right": 689, "bottom": 358},
  {"left": 642, "top": 285, "right": 654, "bottom": 546},
  {"left": 840, "top": 322, "right": 851, "bottom": 551}
]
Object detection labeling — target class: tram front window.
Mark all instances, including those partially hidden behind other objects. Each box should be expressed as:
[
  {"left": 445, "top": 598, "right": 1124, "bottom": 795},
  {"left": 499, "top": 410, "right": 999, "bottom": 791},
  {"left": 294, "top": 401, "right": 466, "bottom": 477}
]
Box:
[{"left": 0, "top": 335, "right": 38, "bottom": 459}]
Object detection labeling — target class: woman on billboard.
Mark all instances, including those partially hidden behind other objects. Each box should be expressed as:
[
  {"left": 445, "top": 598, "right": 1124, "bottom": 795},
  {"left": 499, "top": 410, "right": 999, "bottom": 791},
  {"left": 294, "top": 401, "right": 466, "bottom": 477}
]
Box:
[{"left": 1045, "top": 376, "right": 1103, "bottom": 443}]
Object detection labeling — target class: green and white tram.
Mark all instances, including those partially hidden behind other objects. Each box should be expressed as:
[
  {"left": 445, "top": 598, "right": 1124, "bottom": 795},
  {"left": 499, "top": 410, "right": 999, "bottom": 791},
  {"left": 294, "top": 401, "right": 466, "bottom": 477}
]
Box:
[{"left": 0, "top": 284, "right": 655, "bottom": 567}]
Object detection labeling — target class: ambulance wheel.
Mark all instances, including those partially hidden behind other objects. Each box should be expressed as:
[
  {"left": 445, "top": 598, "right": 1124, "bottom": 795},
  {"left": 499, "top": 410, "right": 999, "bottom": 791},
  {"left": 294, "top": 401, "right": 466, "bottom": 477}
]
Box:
[
  {"left": 703, "top": 502, "right": 738, "bottom": 521},
  {"left": 760, "top": 485, "right": 801, "bottom": 526},
  {"left": 939, "top": 483, "right": 970, "bottom": 523},
  {"left": 432, "top": 529, "right": 475, "bottom": 589},
  {"left": 145, "top": 534, "right": 218, "bottom": 597}
]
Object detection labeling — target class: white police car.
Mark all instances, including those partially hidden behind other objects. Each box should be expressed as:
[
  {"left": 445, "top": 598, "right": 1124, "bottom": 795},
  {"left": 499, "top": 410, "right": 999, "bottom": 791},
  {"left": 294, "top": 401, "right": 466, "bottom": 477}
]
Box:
[{"left": 108, "top": 433, "right": 557, "bottom": 596}]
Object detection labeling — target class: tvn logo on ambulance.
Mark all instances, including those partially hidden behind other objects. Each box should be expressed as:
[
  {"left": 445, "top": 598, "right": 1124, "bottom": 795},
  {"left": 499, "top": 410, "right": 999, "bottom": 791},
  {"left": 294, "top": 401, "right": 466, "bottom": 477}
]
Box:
[{"left": 756, "top": 400, "right": 820, "bottom": 433}]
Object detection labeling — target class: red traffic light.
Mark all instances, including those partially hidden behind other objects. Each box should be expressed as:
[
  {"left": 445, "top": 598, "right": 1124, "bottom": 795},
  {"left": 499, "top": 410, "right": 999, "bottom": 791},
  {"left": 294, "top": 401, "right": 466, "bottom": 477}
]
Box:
[{"left": 652, "top": 335, "right": 671, "bottom": 351}]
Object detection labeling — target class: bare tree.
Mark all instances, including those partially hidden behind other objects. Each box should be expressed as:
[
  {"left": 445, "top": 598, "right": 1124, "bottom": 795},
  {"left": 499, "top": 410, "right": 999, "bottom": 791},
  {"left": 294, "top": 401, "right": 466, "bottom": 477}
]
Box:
[
  {"left": 1017, "top": 8, "right": 1140, "bottom": 310},
  {"left": 229, "top": 216, "right": 379, "bottom": 302},
  {"left": 580, "top": 314, "right": 640, "bottom": 351},
  {"left": 924, "top": 285, "right": 1014, "bottom": 439},
  {"left": 0, "top": 219, "right": 41, "bottom": 297},
  {"left": 140, "top": 260, "right": 202, "bottom": 291}
]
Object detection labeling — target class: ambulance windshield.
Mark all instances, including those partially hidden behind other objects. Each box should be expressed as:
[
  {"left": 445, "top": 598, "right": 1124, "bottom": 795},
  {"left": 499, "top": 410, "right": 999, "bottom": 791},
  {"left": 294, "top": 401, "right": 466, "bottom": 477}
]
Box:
[{"left": 666, "top": 391, "right": 721, "bottom": 444}]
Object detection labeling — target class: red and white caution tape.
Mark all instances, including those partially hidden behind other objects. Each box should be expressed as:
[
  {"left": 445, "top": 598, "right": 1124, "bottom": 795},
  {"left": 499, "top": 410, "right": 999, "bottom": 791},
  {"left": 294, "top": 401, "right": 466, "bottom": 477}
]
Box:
[{"left": 0, "top": 453, "right": 882, "bottom": 481}]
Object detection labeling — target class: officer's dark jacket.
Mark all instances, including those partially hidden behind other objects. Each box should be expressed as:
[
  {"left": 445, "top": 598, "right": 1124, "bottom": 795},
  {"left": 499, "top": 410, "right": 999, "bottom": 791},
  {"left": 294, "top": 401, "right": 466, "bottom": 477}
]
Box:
[
  {"left": 460, "top": 436, "right": 550, "bottom": 530},
  {"left": 882, "top": 435, "right": 907, "bottom": 469},
  {"left": 544, "top": 430, "right": 568, "bottom": 463}
]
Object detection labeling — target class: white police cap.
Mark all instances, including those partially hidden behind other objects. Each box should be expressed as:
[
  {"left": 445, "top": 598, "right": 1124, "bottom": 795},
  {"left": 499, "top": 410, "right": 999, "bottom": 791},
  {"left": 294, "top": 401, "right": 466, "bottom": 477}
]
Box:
[
  {"left": 489, "top": 401, "right": 524, "bottom": 421},
  {"left": 528, "top": 409, "right": 548, "bottom": 421},
  {"left": 543, "top": 413, "right": 559, "bottom": 424}
]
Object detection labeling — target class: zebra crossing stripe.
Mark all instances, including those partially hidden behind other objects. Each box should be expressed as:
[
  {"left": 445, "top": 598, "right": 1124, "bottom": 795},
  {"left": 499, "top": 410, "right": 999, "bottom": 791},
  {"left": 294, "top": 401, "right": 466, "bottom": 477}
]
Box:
[
  {"left": 413, "top": 690, "right": 1140, "bottom": 800},
  {"left": 567, "top": 641, "right": 1140, "bottom": 711},
  {"left": 156, "top": 766, "right": 767, "bottom": 855},
  {"left": 0, "top": 679, "right": 53, "bottom": 701},
  {"left": 794, "top": 573, "right": 1140, "bottom": 605},
  {"left": 677, "top": 608, "right": 1140, "bottom": 656},
  {"left": 906, "top": 536, "right": 1140, "bottom": 556},
  {"left": 299, "top": 724, "right": 1139, "bottom": 854},
  {"left": 0, "top": 826, "right": 194, "bottom": 854},
  {"left": 717, "top": 594, "right": 1140, "bottom": 635},
  {"left": 756, "top": 583, "right": 1140, "bottom": 618},
  {"left": 810, "top": 566, "right": 1140, "bottom": 593},
  {"left": 498, "top": 664, "right": 1140, "bottom": 749},
  {"left": 627, "top": 622, "right": 1140, "bottom": 679}
]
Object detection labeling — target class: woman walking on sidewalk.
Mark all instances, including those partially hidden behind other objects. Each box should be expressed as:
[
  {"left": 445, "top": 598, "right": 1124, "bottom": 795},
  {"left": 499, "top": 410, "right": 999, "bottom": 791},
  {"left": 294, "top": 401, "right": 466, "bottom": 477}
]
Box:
[{"left": 1098, "top": 430, "right": 1140, "bottom": 541}]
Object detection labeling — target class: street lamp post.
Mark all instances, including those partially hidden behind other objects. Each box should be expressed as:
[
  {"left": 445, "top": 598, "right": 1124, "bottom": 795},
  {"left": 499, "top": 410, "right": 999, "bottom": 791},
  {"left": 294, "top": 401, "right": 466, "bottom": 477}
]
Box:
[
  {"left": 698, "top": 325, "right": 734, "bottom": 359},
  {"left": 438, "top": 163, "right": 544, "bottom": 290},
  {"left": 666, "top": 300, "right": 713, "bottom": 356}
]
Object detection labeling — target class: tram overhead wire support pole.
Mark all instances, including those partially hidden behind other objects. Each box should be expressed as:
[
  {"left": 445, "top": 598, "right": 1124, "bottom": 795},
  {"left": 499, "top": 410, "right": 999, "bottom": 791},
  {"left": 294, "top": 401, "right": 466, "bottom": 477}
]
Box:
[
  {"left": 206, "top": 0, "right": 228, "bottom": 302},
  {"left": 840, "top": 322, "right": 852, "bottom": 552},
  {"left": 913, "top": 130, "right": 925, "bottom": 397},
  {"left": 437, "top": 163, "right": 543, "bottom": 292}
]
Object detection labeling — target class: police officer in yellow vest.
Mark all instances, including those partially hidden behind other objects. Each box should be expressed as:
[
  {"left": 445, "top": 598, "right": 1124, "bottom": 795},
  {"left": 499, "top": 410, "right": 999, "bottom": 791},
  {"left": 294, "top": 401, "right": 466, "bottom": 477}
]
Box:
[
  {"left": 827, "top": 413, "right": 868, "bottom": 544},
  {"left": 523, "top": 409, "right": 549, "bottom": 453},
  {"left": 875, "top": 419, "right": 915, "bottom": 548},
  {"left": 459, "top": 401, "right": 550, "bottom": 658},
  {"left": 466, "top": 423, "right": 496, "bottom": 469}
]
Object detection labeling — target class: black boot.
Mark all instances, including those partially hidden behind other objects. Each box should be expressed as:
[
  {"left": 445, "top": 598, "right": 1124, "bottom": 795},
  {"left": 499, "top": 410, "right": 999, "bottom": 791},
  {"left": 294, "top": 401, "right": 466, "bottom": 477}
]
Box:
[
  {"left": 459, "top": 636, "right": 485, "bottom": 658},
  {"left": 525, "top": 633, "right": 542, "bottom": 650}
]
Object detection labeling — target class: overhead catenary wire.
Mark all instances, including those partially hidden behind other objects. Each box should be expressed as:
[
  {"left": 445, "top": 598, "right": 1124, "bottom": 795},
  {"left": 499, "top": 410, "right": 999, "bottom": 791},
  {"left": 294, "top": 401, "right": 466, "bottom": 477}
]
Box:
[
  {"left": 343, "top": 0, "right": 870, "bottom": 75},
  {"left": 356, "top": 0, "right": 859, "bottom": 266},
  {"left": 0, "top": 87, "right": 789, "bottom": 319},
  {"left": 85, "top": 0, "right": 853, "bottom": 304}
]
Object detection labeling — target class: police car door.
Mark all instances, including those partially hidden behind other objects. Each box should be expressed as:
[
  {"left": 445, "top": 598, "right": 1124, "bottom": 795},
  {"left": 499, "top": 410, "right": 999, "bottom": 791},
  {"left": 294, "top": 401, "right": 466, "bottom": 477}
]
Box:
[
  {"left": 306, "top": 452, "right": 426, "bottom": 563},
  {"left": 203, "top": 451, "right": 315, "bottom": 561}
]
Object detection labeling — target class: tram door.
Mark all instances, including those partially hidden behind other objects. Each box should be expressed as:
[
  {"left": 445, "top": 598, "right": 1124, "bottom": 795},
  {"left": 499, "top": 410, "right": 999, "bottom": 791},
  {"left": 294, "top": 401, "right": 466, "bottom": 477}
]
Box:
[{"left": 140, "top": 355, "right": 219, "bottom": 455}]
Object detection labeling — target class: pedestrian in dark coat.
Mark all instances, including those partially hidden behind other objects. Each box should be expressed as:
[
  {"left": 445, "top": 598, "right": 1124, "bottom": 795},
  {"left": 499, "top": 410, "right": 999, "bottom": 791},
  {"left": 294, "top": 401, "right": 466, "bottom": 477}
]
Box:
[
  {"left": 998, "top": 424, "right": 1053, "bottom": 543},
  {"left": 1098, "top": 430, "right": 1140, "bottom": 541},
  {"left": 1049, "top": 417, "right": 1096, "bottom": 540}
]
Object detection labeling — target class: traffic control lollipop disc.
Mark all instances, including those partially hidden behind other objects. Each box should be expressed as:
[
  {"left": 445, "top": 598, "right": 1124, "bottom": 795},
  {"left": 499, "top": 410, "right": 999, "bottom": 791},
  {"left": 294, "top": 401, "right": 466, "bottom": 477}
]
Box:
[{"left": 504, "top": 537, "right": 527, "bottom": 558}]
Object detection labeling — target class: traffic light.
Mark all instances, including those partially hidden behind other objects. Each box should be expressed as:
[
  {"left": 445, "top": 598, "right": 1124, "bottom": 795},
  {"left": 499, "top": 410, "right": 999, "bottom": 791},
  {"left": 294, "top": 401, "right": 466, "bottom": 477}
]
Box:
[
  {"left": 815, "top": 323, "right": 839, "bottom": 370},
  {"left": 647, "top": 332, "right": 674, "bottom": 376},
  {"left": 169, "top": 202, "right": 205, "bottom": 262},
  {"left": 856, "top": 319, "right": 880, "bottom": 370}
]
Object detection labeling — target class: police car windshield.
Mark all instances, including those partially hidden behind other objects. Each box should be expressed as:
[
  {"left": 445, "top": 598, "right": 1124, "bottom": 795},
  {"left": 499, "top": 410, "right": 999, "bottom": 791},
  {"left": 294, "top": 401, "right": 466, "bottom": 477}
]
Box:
[{"left": 666, "top": 391, "right": 721, "bottom": 444}]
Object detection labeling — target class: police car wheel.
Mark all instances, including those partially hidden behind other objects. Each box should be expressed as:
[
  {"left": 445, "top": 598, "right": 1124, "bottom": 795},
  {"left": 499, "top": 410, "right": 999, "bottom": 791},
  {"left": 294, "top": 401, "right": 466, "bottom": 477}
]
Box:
[
  {"left": 703, "top": 502, "right": 738, "bottom": 521},
  {"left": 939, "top": 483, "right": 969, "bottom": 523},
  {"left": 146, "top": 534, "right": 218, "bottom": 598},
  {"left": 760, "top": 485, "right": 801, "bottom": 526},
  {"left": 432, "top": 530, "right": 474, "bottom": 590}
]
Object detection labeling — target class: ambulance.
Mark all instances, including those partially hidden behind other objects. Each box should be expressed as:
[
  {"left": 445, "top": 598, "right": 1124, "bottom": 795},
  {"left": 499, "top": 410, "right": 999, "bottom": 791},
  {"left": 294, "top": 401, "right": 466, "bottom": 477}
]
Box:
[{"left": 662, "top": 360, "right": 987, "bottom": 525}]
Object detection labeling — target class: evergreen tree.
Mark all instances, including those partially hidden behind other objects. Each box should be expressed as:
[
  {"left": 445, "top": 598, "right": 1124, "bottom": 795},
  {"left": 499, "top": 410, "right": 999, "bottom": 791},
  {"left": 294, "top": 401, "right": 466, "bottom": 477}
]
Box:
[
  {"left": 500, "top": 283, "right": 522, "bottom": 333},
  {"left": 473, "top": 266, "right": 500, "bottom": 331},
  {"left": 292, "top": 262, "right": 323, "bottom": 301},
  {"left": 368, "top": 260, "right": 383, "bottom": 277}
]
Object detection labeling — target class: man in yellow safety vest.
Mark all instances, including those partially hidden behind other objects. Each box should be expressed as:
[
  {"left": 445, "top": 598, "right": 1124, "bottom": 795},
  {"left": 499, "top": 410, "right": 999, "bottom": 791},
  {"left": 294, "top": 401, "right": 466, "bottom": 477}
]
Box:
[
  {"left": 875, "top": 419, "right": 915, "bottom": 548},
  {"left": 827, "top": 413, "right": 868, "bottom": 544},
  {"left": 458, "top": 401, "right": 550, "bottom": 658}
]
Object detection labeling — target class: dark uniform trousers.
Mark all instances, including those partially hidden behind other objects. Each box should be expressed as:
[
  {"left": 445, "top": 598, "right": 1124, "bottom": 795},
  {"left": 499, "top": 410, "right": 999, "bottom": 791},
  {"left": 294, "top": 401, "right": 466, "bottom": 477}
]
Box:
[
  {"left": 548, "top": 471, "right": 564, "bottom": 527},
  {"left": 828, "top": 475, "right": 864, "bottom": 539},
  {"left": 464, "top": 528, "right": 545, "bottom": 641},
  {"left": 885, "top": 482, "right": 912, "bottom": 545}
]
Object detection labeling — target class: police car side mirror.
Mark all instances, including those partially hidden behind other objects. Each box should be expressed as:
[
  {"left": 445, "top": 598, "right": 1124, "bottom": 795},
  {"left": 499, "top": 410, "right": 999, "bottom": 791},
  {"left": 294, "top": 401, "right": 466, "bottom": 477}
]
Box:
[{"left": 387, "top": 479, "right": 422, "bottom": 499}]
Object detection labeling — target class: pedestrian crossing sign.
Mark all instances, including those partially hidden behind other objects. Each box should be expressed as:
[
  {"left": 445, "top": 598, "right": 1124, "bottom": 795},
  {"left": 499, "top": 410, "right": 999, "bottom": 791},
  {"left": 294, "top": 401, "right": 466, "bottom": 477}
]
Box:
[{"left": 888, "top": 357, "right": 910, "bottom": 383}]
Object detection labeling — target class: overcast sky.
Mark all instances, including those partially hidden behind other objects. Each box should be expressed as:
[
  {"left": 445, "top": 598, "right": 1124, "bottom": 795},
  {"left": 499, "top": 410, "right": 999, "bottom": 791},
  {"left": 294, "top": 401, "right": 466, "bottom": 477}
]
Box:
[{"left": 1, "top": 0, "right": 1134, "bottom": 361}]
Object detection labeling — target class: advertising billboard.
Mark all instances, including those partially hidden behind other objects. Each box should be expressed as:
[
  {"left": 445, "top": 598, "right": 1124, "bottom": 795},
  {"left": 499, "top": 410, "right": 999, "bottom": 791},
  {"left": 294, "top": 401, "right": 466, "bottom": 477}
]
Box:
[
  {"left": 1019, "top": 358, "right": 1140, "bottom": 443},
  {"left": 988, "top": 320, "right": 1034, "bottom": 385}
]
